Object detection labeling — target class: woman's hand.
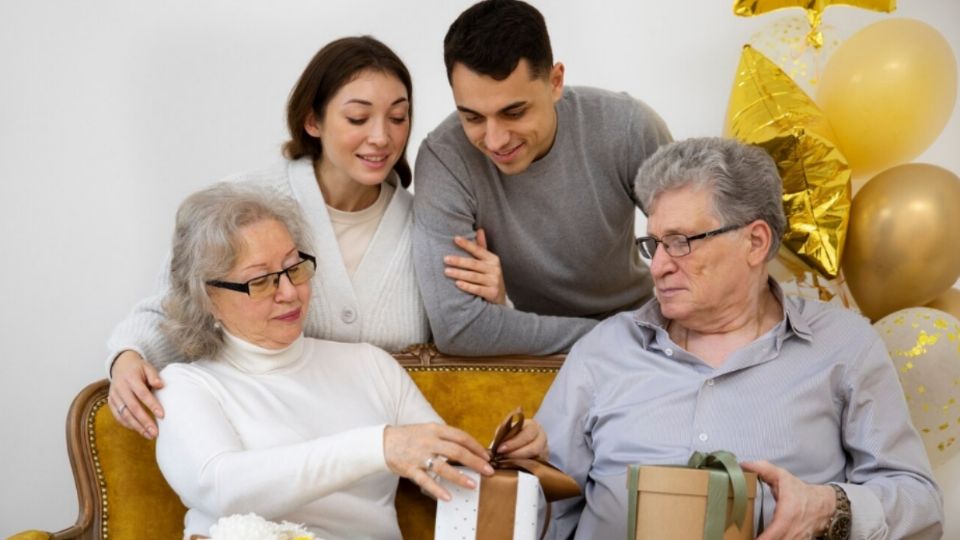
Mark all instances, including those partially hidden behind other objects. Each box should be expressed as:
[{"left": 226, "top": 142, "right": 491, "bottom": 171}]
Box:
[
  {"left": 383, "top": 423, "right": 494, "bottom": 501},
  {"left": 494, "top": 418, "right": 549, "bottom": 461},
  {"left": 108, "top": 350, "right": 165, "bottom": 439},
  {"left": 444, "top": 228, "right": 507, "bottom": 305}
]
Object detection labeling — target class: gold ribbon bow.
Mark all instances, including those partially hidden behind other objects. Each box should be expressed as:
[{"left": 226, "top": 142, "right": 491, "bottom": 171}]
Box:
[{"left": 476, "top": 408, "right": 581, "bottom": 540}]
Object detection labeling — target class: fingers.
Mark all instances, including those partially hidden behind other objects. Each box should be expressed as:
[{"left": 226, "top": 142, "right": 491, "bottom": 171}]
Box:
[
  {"left": 498, "top": 419, "right": 548, "bottom": 459},
  {"left": 476, "top": 228, "right": 488, "bottom": 249},
  {"left": 109, "top": 351, "right": 163, "bottom": 439},
  {"left": 445, "top": 235, "right": 506, "bottom": 305},
  {"left": 452, "top": 234, "right": 494, "bottom": 260}
]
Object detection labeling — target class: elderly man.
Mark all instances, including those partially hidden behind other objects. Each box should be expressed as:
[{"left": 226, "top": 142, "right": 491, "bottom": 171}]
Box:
[{"left": 536, "top": 138, "right": 943, "bottom": 540}]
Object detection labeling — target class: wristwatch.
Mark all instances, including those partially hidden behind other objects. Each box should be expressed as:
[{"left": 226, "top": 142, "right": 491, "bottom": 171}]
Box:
[{"left": 822, "top": 484, "right": 852, "bottom": 540}]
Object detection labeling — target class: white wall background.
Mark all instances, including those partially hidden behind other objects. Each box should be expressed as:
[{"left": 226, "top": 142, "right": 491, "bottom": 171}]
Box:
[{"left": 2, "top": 0, "right": 957, "bottom": 535}]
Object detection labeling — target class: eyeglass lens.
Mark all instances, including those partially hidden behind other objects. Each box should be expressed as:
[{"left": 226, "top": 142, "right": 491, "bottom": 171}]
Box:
[{"left": 247, "top": 259, "right": 316, "bottom": 298}]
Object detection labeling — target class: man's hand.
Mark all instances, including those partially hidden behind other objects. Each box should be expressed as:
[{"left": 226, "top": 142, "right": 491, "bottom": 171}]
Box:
[
  {"left": 108, "top": 350, "right": 165, "bottom": 439},
  {"left": 444, "top": 228, "right": 507, "bottom": 305},
  {"left": 742, "top": 460, "right": 837, "bottom": 540}
]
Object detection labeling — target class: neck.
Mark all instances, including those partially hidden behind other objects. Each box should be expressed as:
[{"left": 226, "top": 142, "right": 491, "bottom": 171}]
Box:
[
  {"left": 672, "top": 277, "right": 779, "bottom": 368},
  {"left": 314, "top": 159, "right": 381, "bottom": 212}
]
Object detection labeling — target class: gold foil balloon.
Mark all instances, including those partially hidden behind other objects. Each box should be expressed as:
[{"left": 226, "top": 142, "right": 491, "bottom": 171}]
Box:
[
  {"left": 769, "top": 246, "right": 858, "bottom": 310},
  {"left": 928, "top": 289, "right": 960, "bottom": 322},
  {"left": 733, "top": 0, "right": 895, "bottom": 49},
  {"left": 875, "top": 307, "right": 960, "bottom": 468},
  {"left": 817, "top": 19, "right": 958, "bottom": 177},
  {"left": 843, "top": 164, "right": 960, "bottom": 321},
  {"left": 726, "top": 45, "right": 851, "bottom": 279},
  {"left": 749, "top": 15, "right": 844, "bottom": 95}
]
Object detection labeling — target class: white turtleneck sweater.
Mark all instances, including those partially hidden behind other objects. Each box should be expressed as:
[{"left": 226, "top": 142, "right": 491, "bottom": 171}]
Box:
[{"left": 155, "top": 332, "right": 441, "bottom": 540}]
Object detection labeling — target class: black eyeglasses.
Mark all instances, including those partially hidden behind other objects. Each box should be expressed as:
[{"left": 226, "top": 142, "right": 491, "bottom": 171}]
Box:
[
  {"left": 207, "top": 251, "right": 316, "bottom": 299},
  {"left": 635, "top": 224, "right": 744, "bottom": 259}
]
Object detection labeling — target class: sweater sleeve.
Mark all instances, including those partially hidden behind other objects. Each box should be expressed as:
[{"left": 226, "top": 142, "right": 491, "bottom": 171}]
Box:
[
  {"left": 104, "top": 253, "right": 182, "bottom": 375},
  {"left": 412, "top": 139, "right": 597, "bottom": 357},
  {"left": 155, "top": 365, "right": 390, "bottom": 520}
]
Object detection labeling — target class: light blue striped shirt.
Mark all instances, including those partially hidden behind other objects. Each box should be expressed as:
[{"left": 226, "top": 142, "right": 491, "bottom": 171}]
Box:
[{"left": 536, "top": 281, "right": 942, "bottom": 539}]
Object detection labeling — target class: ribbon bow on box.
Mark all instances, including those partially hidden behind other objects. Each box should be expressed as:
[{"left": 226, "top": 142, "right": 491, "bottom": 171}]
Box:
[
  {"left": 627, "top": 450, "right": 754, "bottom": 540},
  {"left": 473, "top": 408, "right": 581, "bottom": 539}
]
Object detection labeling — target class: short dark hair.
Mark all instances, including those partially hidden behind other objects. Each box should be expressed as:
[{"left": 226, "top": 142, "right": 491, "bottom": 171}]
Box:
[
  {"left": 283, "top": 36, "right": 413, "bottom": 187},
  {"left": 443, "top": 0, "right": 553, "bottom": 83}
]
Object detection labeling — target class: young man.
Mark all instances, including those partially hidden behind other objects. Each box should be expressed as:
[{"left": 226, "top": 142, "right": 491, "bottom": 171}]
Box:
[{"left": 413, "top": 0, "right": 672, "bottom": 355}]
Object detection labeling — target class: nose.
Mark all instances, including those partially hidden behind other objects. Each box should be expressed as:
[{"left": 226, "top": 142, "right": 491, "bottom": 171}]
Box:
[
  {"left": 648, "top": 243, "right": 676, "bottom": 279},
  {"left": 483, "top": 120, "right": 510, "bottom": 151},
  {"left": 367, "top": 118, "right": 388, "bottom": 147},
  {"left": 274, "top": 272, "right": 299, "bottom": 301}
]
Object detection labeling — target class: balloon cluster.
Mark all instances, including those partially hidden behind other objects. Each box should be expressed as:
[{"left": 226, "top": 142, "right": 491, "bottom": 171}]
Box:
[{"left": 730, "top": 3, "right": 960, "bottom": 466}]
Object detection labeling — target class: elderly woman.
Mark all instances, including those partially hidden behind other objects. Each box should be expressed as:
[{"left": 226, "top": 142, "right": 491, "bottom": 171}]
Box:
[
  {"left": 154, "top": 182, "right": 546, "bottom": 539},
  {"left": 107, "top": 36, "right": 506, "bottom": 439},
  {"left": 536, "top": 138, "right": 942, "bottom": 539}
]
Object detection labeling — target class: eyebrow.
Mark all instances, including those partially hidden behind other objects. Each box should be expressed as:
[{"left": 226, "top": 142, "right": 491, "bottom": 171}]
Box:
[
  {"left": 344, "top": 97, "right": 409, "bottom": 107},
  {"left": 457, "top": 100, "right": 527, "bottom": 117},
  {"left": 238, "top": 247, "right": 299, "bottom": 273}
]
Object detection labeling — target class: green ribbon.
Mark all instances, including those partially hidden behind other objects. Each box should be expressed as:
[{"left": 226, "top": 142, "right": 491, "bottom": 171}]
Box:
[
  {"left": 626, "top": 451, "right": 749, "bottom": 540},
  {"left": 687, "top": 451, "right": 748, "bottom": 540}
]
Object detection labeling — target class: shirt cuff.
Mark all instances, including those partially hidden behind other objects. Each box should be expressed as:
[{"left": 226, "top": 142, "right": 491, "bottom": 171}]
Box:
[
  {"left": 344, "top": 423, "right": 391, "bottom": 475},
  {"left": 834, "top": 482, "right": 886, "bottom": 540}
]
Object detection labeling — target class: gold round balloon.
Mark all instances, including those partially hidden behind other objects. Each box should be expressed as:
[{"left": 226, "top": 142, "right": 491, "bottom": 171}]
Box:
[
  {"left": 927, "top": 288, "right": 960, "bottom": 322},
  {"left": 843, "top": 164, "right": 960, "bottom": 321},
  {"left": 817, "top": 19, "right": 958, "bottom": 177},
  {"left": 875, "top": 307, "right": 960, "bottom": 468}
]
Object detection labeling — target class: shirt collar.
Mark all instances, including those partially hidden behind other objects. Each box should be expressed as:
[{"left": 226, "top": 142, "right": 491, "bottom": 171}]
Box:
[{"left": 632, "top": 277, "right": 814, "bottom": 347}]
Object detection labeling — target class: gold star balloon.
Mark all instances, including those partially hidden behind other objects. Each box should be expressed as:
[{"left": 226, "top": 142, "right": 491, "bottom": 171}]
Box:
[
  {"left": 875, "top": 307, "right": 960, "bottom": 468},
  {"left": 734, "top": 0, "right": 896, "bottom": 48},
  {"left": 725, "top": 45, "right": 851, "bottom": 279}
]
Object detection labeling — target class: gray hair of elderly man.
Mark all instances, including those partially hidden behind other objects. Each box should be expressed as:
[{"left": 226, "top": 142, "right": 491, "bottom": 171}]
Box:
[
  {"left": 161, "top": 182, "right": 314, "bottom": 361},
  {"left": 634, "top": 137, "right": 786, "bottom": 262}
]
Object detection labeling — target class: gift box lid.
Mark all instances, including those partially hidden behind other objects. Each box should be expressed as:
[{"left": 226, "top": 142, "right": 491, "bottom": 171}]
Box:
[{"left": 633, "top": 466, "right": 758, "bottom": 498}]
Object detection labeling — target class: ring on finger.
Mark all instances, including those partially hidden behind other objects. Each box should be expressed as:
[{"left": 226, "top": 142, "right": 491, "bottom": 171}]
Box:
[
  {"left": 118, "top": 403, "right": 128, "bottom": 416},
  {"left": 424, "top": 455, "right": 437, "bottom": 472}
]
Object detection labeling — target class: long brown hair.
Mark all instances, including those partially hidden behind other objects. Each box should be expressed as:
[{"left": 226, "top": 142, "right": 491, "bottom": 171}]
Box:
[{"left": 283, "top": 36, "right": 413, "bottom": 187}]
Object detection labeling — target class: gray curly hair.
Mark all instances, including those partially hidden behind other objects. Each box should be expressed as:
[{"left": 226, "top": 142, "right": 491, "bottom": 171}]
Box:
[
  {"left": 161, "top": 182, "right": 313, "bottom": 360},
  {"left": 634, "top": 137, "right": 786, "bottom": 261}
]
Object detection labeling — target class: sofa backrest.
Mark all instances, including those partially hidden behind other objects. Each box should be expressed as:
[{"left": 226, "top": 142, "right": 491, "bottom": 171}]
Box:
[{"left": 54, "top": 346, "right": 564, "bottom": 540}]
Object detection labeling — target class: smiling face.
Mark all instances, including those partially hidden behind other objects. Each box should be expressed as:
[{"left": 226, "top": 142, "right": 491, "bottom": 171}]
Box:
[
  {"left": 646, "top": 185, "right": 756, "bottom": 325},
  {"left": 207, "top": 219, "right": 311, "bottom": 349},
  {"left": 305, "top": 69, "right": 411, "bottom": 189},
  {"left": 450, "top": 59, "right": 564, "bottom": 175}
]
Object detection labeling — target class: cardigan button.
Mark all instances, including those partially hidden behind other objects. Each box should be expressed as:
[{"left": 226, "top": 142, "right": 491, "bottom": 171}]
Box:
[{"left": 341, "top": 308, "right": 356, "bottom": 324}]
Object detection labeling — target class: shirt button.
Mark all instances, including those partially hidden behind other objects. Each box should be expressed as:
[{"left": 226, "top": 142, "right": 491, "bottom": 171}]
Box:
[
  {"left": 698, "top": 433, "right": 708, "bottom": 442},
  {"left": 707, "top": 379, "right": 715, "bottom": 386},
  {"left": 341, "top": 308, "right": 356, "bottom": 324},
  {"left": 665, "top": 348, "right": 674, "bottom": 357}
]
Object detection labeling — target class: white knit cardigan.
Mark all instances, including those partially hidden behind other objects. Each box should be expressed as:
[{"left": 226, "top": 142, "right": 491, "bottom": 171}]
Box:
[{"left": 106, "top": 158, "right": 429, "bottom": 372}]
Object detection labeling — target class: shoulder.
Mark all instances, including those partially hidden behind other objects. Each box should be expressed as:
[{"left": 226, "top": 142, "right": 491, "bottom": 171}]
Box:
[
  {"left": 422, "top": 111, "right": 468, "bottom": 150},
  {"left": 565, "top": 311, "right": 640, "bottom": 372},
  {"left": 788, "top": 296, "right": 875, "bottom": 341},
  {"left": 561, "top": 86, "right": 659, "bottom": 122},
  {"left": 219, "top": 158, "right": 301, "bottom": 193}
]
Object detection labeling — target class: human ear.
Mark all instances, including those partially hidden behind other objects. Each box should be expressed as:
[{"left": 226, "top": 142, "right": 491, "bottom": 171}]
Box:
[
  {"left": 747, "top": 220, "right": 772, "bottom": 266},
  {"left": 549, "top": 63, "right": 565, "bottom": 101},
  {"left": 304, "top": 111, "right": 322, "bottom": 138}
]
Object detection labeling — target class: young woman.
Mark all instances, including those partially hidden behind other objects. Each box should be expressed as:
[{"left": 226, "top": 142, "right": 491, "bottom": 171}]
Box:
[{"left": 107, "top": 36, "right": 505, "bottom": 438}]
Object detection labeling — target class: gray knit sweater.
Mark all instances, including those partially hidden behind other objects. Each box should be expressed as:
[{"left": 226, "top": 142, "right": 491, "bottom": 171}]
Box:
[{"left": 413, "top": 86, "right": 672, "bottom": 356}]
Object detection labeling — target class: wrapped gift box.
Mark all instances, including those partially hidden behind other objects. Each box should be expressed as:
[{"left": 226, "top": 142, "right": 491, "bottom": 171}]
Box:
[
  {"left": 435, "top": 466, "right": 546, "bottom": 540},
  {"left": 628, "top": 454, "right": 758, "bottom": 540}
]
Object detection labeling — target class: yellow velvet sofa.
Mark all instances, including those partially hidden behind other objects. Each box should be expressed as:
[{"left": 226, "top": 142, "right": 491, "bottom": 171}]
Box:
[{"left": 9, "top": 345, "right": 564, "bottom": 540}]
